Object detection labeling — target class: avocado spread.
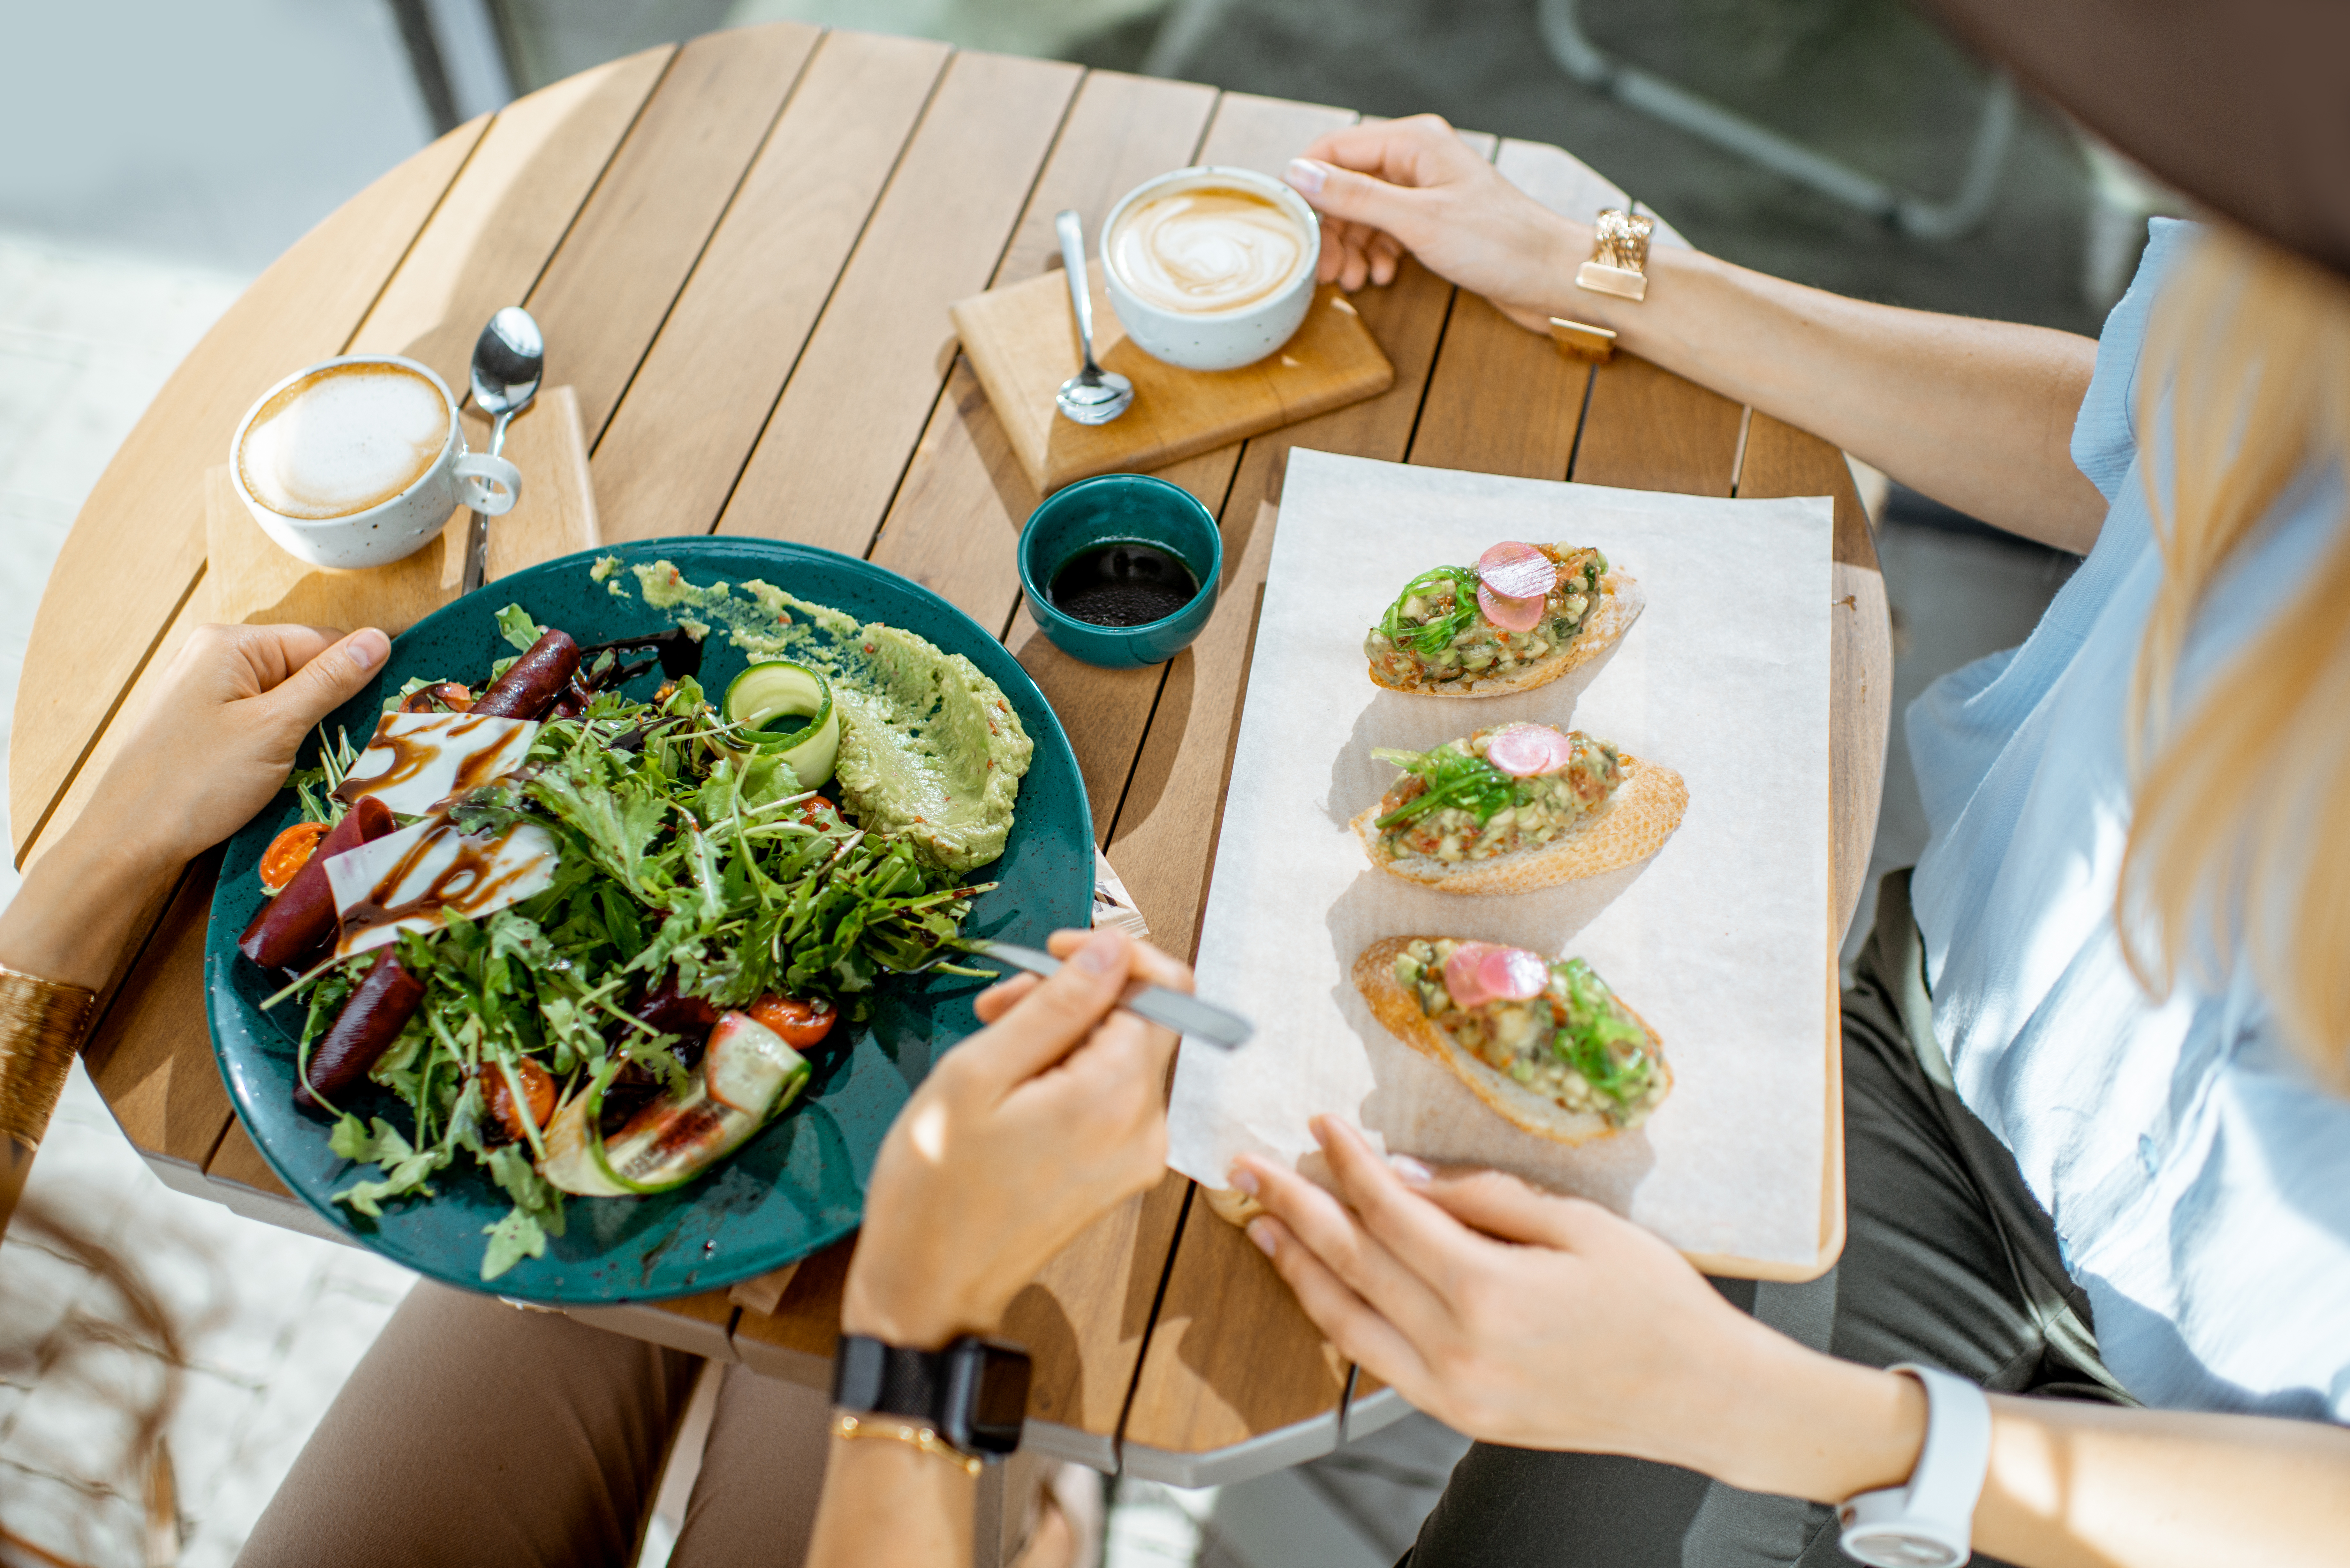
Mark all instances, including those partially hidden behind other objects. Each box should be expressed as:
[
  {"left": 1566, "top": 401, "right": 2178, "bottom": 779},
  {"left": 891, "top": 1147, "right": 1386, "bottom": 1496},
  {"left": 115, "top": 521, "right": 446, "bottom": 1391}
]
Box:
[
  {"left": 1364, "top": 545, "right": 1606, "bottom": 686},
  {"left": 1393, "top": 940, "right": 1665, "bottom": 1127},
  {"left": 597, "top": 557, "right": 1033, "bottom": 872}
]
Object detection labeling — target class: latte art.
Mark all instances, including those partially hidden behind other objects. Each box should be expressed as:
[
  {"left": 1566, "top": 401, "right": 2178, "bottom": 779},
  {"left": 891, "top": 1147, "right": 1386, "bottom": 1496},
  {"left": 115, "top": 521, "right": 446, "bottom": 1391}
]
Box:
[
  {"left": 1110, "top": 186, "right": 1309, "bottom": 315},
  {"left": 238, "top": 361, "right": 448, "bottom": 520}
]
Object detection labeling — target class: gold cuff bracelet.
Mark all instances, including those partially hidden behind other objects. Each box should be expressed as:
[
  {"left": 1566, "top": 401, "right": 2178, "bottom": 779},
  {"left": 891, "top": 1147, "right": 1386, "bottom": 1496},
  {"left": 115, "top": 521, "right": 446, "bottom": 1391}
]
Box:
[
  {"left": 1576, "top": 208, "right": 1653, "bottom": 302},
  {"left": 0, "top": 964, "right": 96, "bottom": 1150},
  {"left": 831, "top": 1413, "right": 984, "bottom": 1477},
  {"left": 1548, "top": 317, "right": 1618, "bottom": 362}
]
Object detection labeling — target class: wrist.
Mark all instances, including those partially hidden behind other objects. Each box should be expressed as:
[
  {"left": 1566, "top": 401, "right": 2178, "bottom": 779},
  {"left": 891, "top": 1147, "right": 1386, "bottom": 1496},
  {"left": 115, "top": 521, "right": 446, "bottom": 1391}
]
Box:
[
  {"left": 1675, "top": 1326, "right": 1927, "bottom": 1504},
  {"left": 840, "top": 1263, "right": 1002, "bottom": 1351},
  {"left": 0, "top": 828, "right": 176, "bottom": 991}
]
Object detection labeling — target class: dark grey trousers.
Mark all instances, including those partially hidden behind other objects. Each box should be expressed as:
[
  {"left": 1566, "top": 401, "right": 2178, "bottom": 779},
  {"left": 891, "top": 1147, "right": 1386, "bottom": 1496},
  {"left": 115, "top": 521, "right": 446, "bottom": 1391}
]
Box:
[{"left": 1399, "top": 870, "right": 2134, "bottom": 1568}]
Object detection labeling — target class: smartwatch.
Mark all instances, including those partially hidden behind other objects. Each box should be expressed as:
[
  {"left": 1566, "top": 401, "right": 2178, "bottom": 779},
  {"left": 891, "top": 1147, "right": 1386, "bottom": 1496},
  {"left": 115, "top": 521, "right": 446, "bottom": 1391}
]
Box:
[
  {"left": 832, "top": 1334, "right": 1033, "bottom": 1460},
  {"left": 1838, "top": 1364, "right": 1992, "bottom": 1567}
]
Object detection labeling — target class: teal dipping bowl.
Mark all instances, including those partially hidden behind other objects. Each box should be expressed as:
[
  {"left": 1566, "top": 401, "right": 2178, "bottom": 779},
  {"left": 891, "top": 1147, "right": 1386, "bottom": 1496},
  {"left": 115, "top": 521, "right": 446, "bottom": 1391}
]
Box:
[{"left": 1018, "top": 473, "right": 1222, "bottom": 668}]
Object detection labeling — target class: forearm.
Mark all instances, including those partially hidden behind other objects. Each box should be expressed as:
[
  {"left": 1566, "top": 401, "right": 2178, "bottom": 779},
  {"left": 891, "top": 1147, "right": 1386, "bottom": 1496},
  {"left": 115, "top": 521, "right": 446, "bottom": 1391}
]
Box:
[
  {"left": 1692, "top": 1338, "right": 2350, "bottom": 1568},
  {"left": 804, "top": 1426, "right": 975, "bottom": 1568},
  {"left": 1537, "top": 230, "right": 2106, "bottom": 552},
  {"left": 0, "top": 825, "right": 178, "bottom": 991}
]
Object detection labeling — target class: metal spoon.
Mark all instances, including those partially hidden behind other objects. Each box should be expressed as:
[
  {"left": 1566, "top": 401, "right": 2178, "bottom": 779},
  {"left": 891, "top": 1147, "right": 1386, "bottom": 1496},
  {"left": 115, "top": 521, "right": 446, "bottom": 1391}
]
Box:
[
  {"left": 460, "top": 305, "right": 544, "bottom": 594},
  {"left": 1052, "top": 211, "right": 1133, "bottom": 426}
]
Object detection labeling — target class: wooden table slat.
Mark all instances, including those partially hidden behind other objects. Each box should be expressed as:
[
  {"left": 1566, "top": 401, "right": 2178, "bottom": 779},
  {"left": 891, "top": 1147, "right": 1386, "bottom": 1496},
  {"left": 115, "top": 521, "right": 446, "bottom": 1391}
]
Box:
[
  {"left": 350, "top": 48, "right": 675, "bottom": 388},
  {"left": 81, "top": 848, "right": 236, "bottom": 1172},
  {"left": 522, "top": 23, "right": 822, "bottom": 447},
  {"left": 866, "top": 69, "right": 1220, "bottom": 630},
  {"left": 9, "top": 117, "right": 488, "bottom": 863},
  {"left": 1402, "top": 136, "right": 1628, "bottom": 482},
  {"left": 712, "top": 50, "right": 1084, "bottom": 555},
  {"left": 590, "top": 29, "right": 952, "bottom": 544},
  {"left": 1570, "top": 352, "right": 1745, "bottom": 498}
]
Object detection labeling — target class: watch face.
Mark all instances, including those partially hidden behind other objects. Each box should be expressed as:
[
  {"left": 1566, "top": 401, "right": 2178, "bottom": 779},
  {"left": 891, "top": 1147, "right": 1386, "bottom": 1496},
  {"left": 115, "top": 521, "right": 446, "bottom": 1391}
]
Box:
[{"left": 966, "top": 1342, "right": 1032, "bottom": 1455}]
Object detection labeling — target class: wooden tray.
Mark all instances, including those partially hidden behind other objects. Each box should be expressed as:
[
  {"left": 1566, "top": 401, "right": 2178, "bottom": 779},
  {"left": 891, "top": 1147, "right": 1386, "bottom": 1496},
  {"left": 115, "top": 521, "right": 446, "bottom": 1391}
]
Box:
[
  {"left": 200, "top": 383, "right": 600, "bottom": 631},
  {"left": 951, "top": 270, "right": 1393, "bottom": 494}
]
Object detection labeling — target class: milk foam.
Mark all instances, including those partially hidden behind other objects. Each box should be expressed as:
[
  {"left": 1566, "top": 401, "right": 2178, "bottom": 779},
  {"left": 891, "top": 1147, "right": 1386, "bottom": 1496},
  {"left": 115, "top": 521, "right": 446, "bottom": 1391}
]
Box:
[
  {"left": 239, "top": 362, "right": 448, "bottom": 520},
  {"left": 1111, "top": 185, "right": 1308, "bottom": 315}
]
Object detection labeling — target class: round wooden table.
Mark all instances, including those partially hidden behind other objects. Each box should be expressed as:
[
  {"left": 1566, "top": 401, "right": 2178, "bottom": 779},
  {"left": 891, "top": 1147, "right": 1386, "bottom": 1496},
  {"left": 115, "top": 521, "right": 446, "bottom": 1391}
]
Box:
[{"left": 12, "top": 23, "right": 1889, "bottom": 1489}]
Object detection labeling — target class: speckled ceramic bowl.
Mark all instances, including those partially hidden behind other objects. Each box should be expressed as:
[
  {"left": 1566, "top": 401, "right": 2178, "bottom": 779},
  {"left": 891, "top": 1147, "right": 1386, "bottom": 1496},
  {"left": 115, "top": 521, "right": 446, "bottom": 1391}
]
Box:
[
  {"left": 205, "top": 538, "right": 1093, "bottom": 1305},
  {"left": 1019, "top": 474, "right": 1223, "bottom": 668}
]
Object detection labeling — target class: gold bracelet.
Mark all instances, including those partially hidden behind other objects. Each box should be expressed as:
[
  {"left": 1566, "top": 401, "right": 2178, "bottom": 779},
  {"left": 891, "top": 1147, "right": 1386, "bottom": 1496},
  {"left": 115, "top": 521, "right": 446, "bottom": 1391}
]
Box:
[
  {"left": 1576, "top": 208, "right": 1653, "bottom": 302},
  {"left": 0, "top": 963, "right": 95, "bottom": 1150},
  {"left": 1547, "top": 317, "right": 1617, "bottom": 363},
  {"left": 831, "top": 1412, "right": 983, "bottom": 1477}
]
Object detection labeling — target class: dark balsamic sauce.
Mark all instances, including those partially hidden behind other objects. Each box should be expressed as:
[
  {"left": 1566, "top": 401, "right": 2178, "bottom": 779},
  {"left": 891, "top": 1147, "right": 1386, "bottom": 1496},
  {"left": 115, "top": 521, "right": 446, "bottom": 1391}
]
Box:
[{"left": 1046, "top": 541, "right": 1200, "bottom": 627}]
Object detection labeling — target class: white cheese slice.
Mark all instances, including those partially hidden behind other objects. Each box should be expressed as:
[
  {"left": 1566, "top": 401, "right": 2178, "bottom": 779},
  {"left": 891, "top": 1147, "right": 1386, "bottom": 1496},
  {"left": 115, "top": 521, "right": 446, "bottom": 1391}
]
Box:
[
  {"left": 336, "top": 712, "right": 539, "bottom": 817},
  {"left": 325, "top": 814, "right": 561, "bottom": 957}
]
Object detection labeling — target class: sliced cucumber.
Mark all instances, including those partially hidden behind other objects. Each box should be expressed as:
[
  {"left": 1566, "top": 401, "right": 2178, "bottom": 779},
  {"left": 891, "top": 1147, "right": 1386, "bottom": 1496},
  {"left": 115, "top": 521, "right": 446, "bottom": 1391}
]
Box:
[
  {"left": 724, "top": 660, "right": 842, "bottom": 788},
  {"left": 539, "top": 1012, "right": 810, "bottom": 1197}
]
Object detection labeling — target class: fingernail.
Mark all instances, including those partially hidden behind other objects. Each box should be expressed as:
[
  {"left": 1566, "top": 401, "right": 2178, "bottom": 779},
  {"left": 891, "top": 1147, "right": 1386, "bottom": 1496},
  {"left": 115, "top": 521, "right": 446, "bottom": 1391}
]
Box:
[
  {"left": 350, "top": 628, "right": 390, "bottom": 671},
  {"left": 1246, "top": 1218, "right": 1277, "bottom": 1257},
  {"left": 1285, "top": 158, "right": 1327, "bottom": 198},
  {"left": 1229, "top": 1165, "right": 1259, "bottom": 1197},
  {"left": 1388, "top": 1154, "right": 1433, "bottom": 1186},
  {"left": 1074, "top": 927, "right": 1125, "bottom": 976}
]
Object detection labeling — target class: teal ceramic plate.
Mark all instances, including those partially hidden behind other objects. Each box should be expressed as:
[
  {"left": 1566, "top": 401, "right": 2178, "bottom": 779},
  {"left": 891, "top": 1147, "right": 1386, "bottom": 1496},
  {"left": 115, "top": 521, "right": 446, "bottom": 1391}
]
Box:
[{"left": 204, "top": 539, "right": 1093, "bottom": 1305}]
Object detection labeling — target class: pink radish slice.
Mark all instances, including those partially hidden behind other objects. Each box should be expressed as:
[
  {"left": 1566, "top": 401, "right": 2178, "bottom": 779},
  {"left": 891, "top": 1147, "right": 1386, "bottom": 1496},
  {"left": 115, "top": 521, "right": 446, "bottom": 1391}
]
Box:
[
  {"left": 1442, "top": 942, "right": 1503, "bottom": 1008},
  {"left": 1441, "top": 941, "right": 1549, "bottom": 1008},
  {"left": 1476, "top": 541, "right": 1558, "bottom": 601},
  {"left": 1479, "top": 946, "right": 1551, "bottom": 1003},
  {"left": 1484, "top": 723, "right": 1579, "bottom": 777},
  {"left": 1477, "top": 580, "right": 1546, "bottom": 631}
]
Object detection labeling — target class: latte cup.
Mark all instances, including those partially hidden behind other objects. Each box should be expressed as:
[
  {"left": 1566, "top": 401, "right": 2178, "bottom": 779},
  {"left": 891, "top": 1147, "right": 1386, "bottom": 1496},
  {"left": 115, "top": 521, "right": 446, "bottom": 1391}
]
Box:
[
  {"left": 1100, "top": 166, "right": 1321, "bottom": 373},
  {"left": 230, "top": 354, "right": 522, "bottom": 570}
]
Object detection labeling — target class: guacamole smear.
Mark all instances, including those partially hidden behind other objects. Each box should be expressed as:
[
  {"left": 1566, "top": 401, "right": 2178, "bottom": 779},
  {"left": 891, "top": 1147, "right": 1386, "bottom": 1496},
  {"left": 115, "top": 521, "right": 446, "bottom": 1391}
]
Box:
[{"left": 598, "top": 557, "right": 1034, "bottom": 872}]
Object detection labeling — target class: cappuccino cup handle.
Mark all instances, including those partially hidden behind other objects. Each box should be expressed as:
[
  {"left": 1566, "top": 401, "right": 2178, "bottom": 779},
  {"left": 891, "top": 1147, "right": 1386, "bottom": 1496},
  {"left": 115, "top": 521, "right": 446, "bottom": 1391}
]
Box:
[{"left": 454, "top": 452, "right": 523, "bottom": 516}]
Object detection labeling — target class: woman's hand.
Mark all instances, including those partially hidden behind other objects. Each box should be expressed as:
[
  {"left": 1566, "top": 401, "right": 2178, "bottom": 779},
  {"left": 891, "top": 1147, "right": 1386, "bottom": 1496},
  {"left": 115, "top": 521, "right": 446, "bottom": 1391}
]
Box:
[
  {"left": 0, "top": 622, "right": 387, "bottom": 991},
  {"left": 1286, "top": 115, "right": 1584, "bottom": 332},
  {"left": 1235, "top": 1116, "right": 1926, "bottom": 1502},
  {"left": 840, "top": 927, "right": 1190, "bottom": 1349},
  {"left": 83, "top": 623, "right": 391, "bottom": 871}
]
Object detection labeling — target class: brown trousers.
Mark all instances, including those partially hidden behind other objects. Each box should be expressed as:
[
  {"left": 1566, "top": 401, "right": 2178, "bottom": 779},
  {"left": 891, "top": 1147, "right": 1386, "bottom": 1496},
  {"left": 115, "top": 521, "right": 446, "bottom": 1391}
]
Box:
[{"left": 236, "top": 1283, "right": 834, "bottom": 1568}]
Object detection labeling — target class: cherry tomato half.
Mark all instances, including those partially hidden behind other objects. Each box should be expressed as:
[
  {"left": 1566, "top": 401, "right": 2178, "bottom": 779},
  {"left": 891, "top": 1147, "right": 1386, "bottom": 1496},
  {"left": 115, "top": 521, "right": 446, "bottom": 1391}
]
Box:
[
  {"left": 484, "top": 1058, "right": 557, "bottom": 1144},
  {"left": 747, "top": 995, "right": 838, "bottom": 1049},
  {"left": 258, "top": 820, "right": 331, "bottom": 891}
]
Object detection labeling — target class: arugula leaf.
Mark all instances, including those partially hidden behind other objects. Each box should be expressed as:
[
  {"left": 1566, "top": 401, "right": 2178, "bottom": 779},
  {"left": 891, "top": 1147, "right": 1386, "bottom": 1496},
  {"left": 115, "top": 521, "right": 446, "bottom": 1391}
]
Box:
[
  {"left": 480, "top": 1206, "right": 547, "bottom": 1280},
  {"left": 495, "top": 603, "right": 544, "bottom": 652}
]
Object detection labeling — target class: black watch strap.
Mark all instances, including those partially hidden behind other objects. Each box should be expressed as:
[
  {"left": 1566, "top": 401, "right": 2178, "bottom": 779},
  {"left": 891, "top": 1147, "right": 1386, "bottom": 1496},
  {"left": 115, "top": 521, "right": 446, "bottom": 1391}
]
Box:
[{"left": 832, "top": 1334, "right": 1032, "bottom": 1459}]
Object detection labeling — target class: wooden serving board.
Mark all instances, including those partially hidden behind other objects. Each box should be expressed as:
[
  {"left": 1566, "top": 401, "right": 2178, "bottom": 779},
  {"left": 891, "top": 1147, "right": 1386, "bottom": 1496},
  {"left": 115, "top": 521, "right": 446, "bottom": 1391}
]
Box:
[
  {"left": 199, "top": 383, "right": 600, "bottom": 630},
  {"left": 950, "top": 270, "right": 1393, "bottom": 494}
]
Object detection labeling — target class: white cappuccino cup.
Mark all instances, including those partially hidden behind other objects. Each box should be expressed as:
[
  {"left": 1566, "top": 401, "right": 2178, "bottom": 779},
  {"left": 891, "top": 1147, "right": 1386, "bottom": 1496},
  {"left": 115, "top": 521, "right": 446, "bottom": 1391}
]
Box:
[
  {"left": 231, "top": 355, "right": 522, "bottom": 570},
  {"left": 1100, "top": 166, "right": 1321, "bottom": 373}
]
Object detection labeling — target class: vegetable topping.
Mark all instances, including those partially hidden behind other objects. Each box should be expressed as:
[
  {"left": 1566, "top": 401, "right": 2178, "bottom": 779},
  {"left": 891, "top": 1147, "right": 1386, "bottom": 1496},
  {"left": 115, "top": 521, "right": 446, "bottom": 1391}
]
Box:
[
  {"left": 1365, "top": 544, "right": 1605, "bottom": 687},
  {"left": 1393, "top": 939, "right": 1665, "bottom": 1127},
  {"left": 1371, "top": 725, "right": 1622, "bottom": 864}
]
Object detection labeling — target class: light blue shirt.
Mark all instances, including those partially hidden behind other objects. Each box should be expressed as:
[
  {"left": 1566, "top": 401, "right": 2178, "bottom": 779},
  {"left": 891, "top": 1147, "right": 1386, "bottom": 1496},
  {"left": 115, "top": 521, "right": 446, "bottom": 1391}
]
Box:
[{"left": 1907, "top": 218, "right": 2350, "bottom": 1421}]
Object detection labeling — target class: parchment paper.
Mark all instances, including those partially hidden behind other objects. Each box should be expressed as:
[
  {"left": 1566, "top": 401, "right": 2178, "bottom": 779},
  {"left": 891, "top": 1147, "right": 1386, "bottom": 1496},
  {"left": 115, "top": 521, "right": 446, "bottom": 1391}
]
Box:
[{"left": 1167, "top": 449, "right": 1837, "bottom": 1270}]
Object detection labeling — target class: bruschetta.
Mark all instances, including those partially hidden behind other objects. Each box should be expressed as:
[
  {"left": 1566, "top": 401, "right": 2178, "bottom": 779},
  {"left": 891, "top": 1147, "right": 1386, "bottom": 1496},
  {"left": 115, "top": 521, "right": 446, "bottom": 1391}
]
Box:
[
  {"left": 1352, "top": 723, "right": 1686, "bottom": 895},
  {"left": 1356, "top": 936, "right": 1670, "bottom": 1143},
  {"left": 1364, "top": 541, "right": 1641, "bottom": 697}
]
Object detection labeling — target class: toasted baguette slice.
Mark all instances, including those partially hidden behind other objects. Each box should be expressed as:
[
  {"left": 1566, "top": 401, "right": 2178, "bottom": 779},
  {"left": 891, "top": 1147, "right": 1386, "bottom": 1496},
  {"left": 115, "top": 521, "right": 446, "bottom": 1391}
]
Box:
[
  {"left": 1353, "top": 937, "right": 1671, "bottom": 1146},
  {"left": 1368, "top": 568, "right": 1643, "bottom": 698},
  {"left": 1352, "top": 753, "right": 1687, "bottom": 896}
]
